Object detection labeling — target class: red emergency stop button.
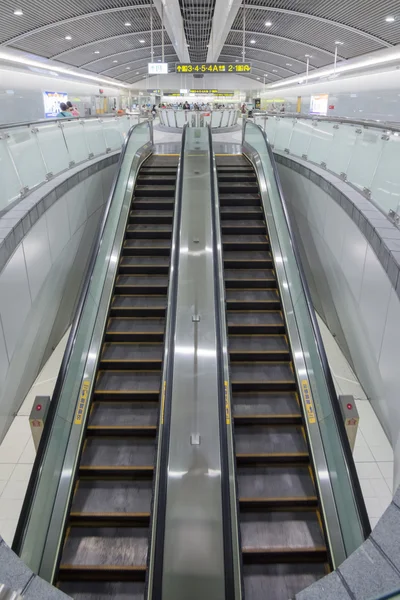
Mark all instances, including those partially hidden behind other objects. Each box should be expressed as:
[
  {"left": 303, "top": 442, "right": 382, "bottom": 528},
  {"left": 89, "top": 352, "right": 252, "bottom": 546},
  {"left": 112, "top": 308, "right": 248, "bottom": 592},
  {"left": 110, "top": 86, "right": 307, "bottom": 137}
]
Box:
[
  {"left": 347, "top": 403, "right": 352, "bottom": 410},
  {"left": 36, "top": 404, "right": 42, "bottom": 411}
]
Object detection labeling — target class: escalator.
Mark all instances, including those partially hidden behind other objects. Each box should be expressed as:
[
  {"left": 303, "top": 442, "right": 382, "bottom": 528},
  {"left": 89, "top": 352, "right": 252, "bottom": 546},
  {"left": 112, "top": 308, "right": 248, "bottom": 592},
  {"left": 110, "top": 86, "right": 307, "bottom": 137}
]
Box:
[
  {"left": 216, "top": 154, "right": 330, "bottom": 599},
  {"left": 57, "top": 154, "right": 178, "bottom": 598}
]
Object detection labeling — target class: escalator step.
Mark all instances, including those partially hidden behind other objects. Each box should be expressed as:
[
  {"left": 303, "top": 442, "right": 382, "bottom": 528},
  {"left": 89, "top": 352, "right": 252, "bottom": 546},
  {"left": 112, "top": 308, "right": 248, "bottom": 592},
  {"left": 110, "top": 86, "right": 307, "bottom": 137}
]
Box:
[
  {"left": 134, "top": 185, "right": 175, "bottom": 197},
  {"left": 89, "top": 402, "right": 159, "bottom": 428},
  {"left": 129, "top": 210, "right": 173, "bottom": 225},
  {"left": 219, "top": 183, "right": 259, "bottom": 194},
  {"left": 137, "top": 175, "right": 176, "bottom": 183},
  {"left": 221, "top": 206, "right": 262, "bottom": 215},
  {"left": 111, "top": 296, "right": 166, "bottom": 317},
  {"left": 59, "top": 527, "right": 148, "bottom": 575},
  {"left": 228, "top": 312, "right": 284, "bottom": 335},
  {"left": 119, "top": 256, "right": 170, "bottom": 275},
  {"left": 100, "top": 343, "right": 163, "bottom": 370},
  {"left": 235, "top": 425, "right": 307, "bottom": 458},
  {"left": 225, "top": 270, "right": 277, "bottom": 289},
  {"left": 222, "top": 220, "right": 265, "bottom": 234},
  {"left": 224, "top": 250, "right": 271, "bottom": 261},
  {"left": 133, "top": 198, "right": 175, "bottom": 210},
  {"left": 80, "top": 437, "right": 155, "bottom": 469},
  {"left": 58, "top": 581, "right": 145, "bottom": 599},
  {"left": 230, "top": 358, "right": 295, "bottom": 386},
  {"left": 229, "top": 335, "right": 290, "bottom": 362},
  {"left": 233, "top": 391, "right": 300, "bottom": 417},
  {"left": 240, "top": 511, "right": 326, "bottom": 557},
  {"left": 226, "top": 289, "right": 280, "bottom": 310},
  {"left": 70, "top": 479, "right": 152, "bottom": 518},
  {"left": 105, "top": 318, "right": 165, "bottom": 343},
  {"left": 222, "top": 235, "right": 269, "bottom": 251},
  {"left": 115, "top": 275, "right": 168, "bottom": 294},
  {"left": 126, "top": 224, "right": 172, "bottom": 238},
  {"left": 96, "top": 370, "right": 161, "bottom": 396},
  {"left": 218, "top": 174, "right": 257, "bottom": 182},
  {"left": 237, "top": 466, "right": 315, "bottom": 502},
  {"left": 242, "top": 563, "right": 326, "bottom": 600},
  {"left": 123, "top": 239, "right": 171, "bottom": 256}
]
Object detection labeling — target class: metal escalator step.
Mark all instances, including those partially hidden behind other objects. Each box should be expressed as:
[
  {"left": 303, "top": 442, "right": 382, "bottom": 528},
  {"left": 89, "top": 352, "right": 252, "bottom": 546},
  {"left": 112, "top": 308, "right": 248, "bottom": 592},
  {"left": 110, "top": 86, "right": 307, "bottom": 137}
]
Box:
[
  {"left": 224, "top": 250, "right": 271, "bottom": 261},
  {"left": 115, "top": 275, "right": 168, "bottom": 294},
  {"left": 219, "top": 183, "right": 259, "bottom": 194},
  {"left": 137, "top": 167, "right": 177, "bottom": 175},
  {"left": 235, "top": 424, "right": 307, "bottom": 457},
  {"left": 222, "top": 235, "right": 269, "bottom": 251},
  {"left": 126, "top": 224, "right": 172, "bottom": 238},
  {"left": 237, "top": 466, "right": 315, "bottom": 502},
  {"left": 242, "top": 563, "right": 326, "bottom": 600},
  {"left": 134, "top": 185, "right": 175, "bottom": 197},
  {"left": 222, "top": 220, "right": 265, "bottom": 235},
  {"left": 89, "top": 402, "right": 159, "bottom": 428},
  {"left": 233, "top": 391, "right": 300, "bottom": 418},
  {"left": 129, "top": 210, "right": 173, "bottom": 225},
  {"left": 215, "top": 156, "right": 250, "bottom": 166},
  {"left": 240, "top": 511, "right": 326, "bottom": 557},
  {"left": 111, "top": 296, "right": 166, "bottom": 317},
  {"left": 228, "top": 311, "right": 285, "bottom": 335},
  {"left": 220, "top": 196, "right": 260, "bottom": 207},
  {"left": 225, "top": 256, "right": 273, "bottom": 270},
  {"left": 105, "top": 318, "right": 165, "bottom": 343},
  {"left": 119, "top": 256, "right": 170, "bottom": 275},
  {"left": 226, "top": 289, "right": 280, "bottom": 310},
  {"left": 229, "top": 335, "right": 290, "bottom": 362},
  {"left": 137, "top": 175, "right": 176, "bottom": 183},
  {"left": 58, "top": 581, "right": 145, "bottom": 599},
  {"left": 218, "top": 174, "right": 257, "bottom": 182},
  {"left": 123, "top": 239, "right": 171, "bottom": 256},
  {"left": 231, "top": 362, "right": 296, "bottom": 391},
  {"left": 70, "top": 479, "right": 152, "bottom": 518},
  {"left": 95, "top": 370, "right": 161, "bottom": 396},
  {"left": 100, "top": 343, "right": 163, "bottom": 370},
  {"left": 224, "top": 270, "right": 276, "bottom": 290},
  {"left": 221, "top": 206, "right": 262, "bottom": 215},
  {"left": 80, "top": 437, "right": 155, "bottom": 470},
  {"left": 133, "top": 199, "right": 174, "bottom": 210},
  {"left": 59, "top": 526, "right": 148, "bottom": 573}
]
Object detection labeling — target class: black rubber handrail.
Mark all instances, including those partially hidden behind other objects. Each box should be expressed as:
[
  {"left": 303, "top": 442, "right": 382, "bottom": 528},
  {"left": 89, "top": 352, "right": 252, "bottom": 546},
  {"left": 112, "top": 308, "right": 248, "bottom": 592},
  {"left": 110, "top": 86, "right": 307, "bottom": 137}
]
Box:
[
  {"left": 206, "top": 123, "right": 236, "bottom": 600},
  {"left": 150, "top": 125, "right": 187, "bottom": 599},
  {"left": 12, "top": 120, "right": 152, "bottom": 555},
  {"left": 243, "top": 119, "right": 371, "bottom": 540}
]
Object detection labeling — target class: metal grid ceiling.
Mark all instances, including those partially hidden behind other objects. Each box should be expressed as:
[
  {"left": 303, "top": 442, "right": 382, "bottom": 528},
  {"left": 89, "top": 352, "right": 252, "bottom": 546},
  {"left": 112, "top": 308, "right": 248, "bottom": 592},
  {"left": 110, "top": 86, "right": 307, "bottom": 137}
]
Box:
[{"left": 179, "top": 0, "right": 216, "bottom": 62}]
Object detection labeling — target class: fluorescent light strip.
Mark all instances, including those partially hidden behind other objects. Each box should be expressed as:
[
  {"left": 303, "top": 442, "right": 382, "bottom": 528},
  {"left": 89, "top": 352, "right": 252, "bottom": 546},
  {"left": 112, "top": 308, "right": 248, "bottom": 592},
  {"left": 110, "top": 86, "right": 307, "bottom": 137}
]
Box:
[
  {"left": 270, "top": 51, "right": 400, "bottom": 88},
  {"left": 0, "top": 52, "right": 130, "bottom": 89}
]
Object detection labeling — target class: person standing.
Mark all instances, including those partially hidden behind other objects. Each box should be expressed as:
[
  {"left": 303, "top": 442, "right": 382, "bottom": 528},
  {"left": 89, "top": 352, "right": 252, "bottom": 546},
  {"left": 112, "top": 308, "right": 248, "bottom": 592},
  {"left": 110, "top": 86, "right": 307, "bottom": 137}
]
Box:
[
  {"left": 57, "top": 102, "right": 71, "bottom": 117},
  {"left": 67, "top": 101, "right": 80, "bottom": 117}
]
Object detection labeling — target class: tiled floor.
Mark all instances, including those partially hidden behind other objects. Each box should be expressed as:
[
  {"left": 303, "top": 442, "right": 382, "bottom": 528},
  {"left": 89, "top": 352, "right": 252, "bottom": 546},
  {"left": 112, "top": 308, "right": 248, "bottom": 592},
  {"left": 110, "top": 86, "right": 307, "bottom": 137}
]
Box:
[
  {"left": 317, "top": 316, "right": 394, "bottom": 529},
  {"left": 0, "top": 330, "right": 69, "bottom": 546}
]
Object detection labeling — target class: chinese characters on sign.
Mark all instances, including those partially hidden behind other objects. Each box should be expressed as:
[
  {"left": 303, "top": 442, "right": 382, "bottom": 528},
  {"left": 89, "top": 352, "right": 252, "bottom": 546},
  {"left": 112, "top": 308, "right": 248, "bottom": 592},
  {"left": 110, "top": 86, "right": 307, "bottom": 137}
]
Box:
[
  {"left": 301, "top": 379, "right": 316, "bottom": 424},
  {"left": 175, "top": 63, "right": 252, "bottom": 74}
]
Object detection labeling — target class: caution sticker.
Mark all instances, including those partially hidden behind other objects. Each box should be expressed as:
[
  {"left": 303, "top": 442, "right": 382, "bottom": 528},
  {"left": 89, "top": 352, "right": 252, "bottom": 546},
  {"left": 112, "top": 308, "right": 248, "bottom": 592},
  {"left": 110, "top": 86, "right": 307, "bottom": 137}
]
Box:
[
  {"left": 224, "top": 381, "right": 231, "bottom": 425},
  {"left": 74, "top": 379, "right": 90, "bottom": 425},
  {"left": 301, "top": 379, "right": 316, "bottom": 424},
  {"left": 161, "top": 380, "right": 166, "bottom": 424}
]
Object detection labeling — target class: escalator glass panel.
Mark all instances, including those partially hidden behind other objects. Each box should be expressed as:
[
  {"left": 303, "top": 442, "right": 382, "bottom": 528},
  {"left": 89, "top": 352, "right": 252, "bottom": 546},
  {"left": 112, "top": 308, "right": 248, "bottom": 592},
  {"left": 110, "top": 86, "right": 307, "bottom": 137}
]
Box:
[
  {"left": 216, "top": 155, "right": 330, "bottom": 600},
  {"left": 58, "top": 155, "right": 178, "bottom": 598}
]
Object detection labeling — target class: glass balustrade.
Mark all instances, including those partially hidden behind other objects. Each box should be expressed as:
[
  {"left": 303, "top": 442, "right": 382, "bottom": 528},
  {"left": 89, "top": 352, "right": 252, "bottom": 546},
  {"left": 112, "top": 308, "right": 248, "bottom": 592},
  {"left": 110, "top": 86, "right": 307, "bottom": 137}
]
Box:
[
  {"left": 254, "top": 114, "right": 400, "bottom": 218},
  {"left": 0, "top": 114, "right": 140, "bottom": 215}
]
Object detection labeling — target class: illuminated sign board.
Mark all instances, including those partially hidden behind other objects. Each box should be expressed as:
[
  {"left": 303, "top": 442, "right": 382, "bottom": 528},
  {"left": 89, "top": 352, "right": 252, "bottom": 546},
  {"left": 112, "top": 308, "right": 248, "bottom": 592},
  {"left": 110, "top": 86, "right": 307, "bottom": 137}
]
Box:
[
  {"left": 163, "top": 90, "right": 235, "bottom": 97},
  {"left": 310, "top": 94, "right": 329, "bottom": 116},
  {"left": 175, "top": 63, "right": 252, "bottom": 74},
  {"left": 43, "top": 91, "right": 68, "bottom": 118},
  {"left": 148, "top": 63, "right": 168, "bottom": 74}
]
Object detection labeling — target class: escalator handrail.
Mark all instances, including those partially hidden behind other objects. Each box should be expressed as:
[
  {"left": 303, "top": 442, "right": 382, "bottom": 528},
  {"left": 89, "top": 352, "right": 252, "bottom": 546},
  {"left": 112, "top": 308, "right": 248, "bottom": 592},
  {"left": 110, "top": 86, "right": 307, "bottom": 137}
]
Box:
[
  {"left": 243, "top": 118, "right": 371, "bottom": 540},
  {"left": 206, "top": 124, "right": 236, "bottom": 599},
  {"left": 149, "top": 124, "right": 188, "bottom": 599},
  {"left": 12, "top": 120, "right": 153, "bottom": 555}
]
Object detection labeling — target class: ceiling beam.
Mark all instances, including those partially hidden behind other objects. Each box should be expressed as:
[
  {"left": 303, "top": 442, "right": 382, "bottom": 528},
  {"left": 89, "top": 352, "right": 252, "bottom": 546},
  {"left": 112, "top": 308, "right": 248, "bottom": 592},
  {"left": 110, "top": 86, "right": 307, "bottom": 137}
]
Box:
[
  {"left": 206, "top": 0, "right": 242, "bottom": 62},
  {"left": 2, "top": 5, "right": 154, "bottom": 47},
  {"left": 243, "top": 5, "right": 392, "bottom": 49},
  {"left": 230, "top": 29, "right": 342, "bottom": 59},
  {"left": 152, "top": 0, "right": 190, "bottom": 63}
]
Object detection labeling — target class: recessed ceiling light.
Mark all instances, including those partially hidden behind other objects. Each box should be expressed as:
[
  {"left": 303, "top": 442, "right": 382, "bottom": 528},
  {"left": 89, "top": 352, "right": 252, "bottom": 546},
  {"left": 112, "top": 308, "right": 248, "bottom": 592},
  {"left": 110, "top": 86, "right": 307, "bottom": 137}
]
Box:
[
  {"left": 235, "top": 59, "right": 239, "bottom": 62},
  {"left": 139, "top": 39, "right": 145, "bottom": 43},
  {"left": 65, "top": 35, "right": 72, "bottom": 40},
  {"left": 264, "top": 73, "right": 269, "bottom": 76},
  {"left": 13, "top": 8, "right": 23, "bottom": 15},
  {"left": 272, "top": 69, "right": 278, "bottom": 72},
  {"left": 158, "top": 59, "right": 161, "bottom": 62},
  {"left": 335, "top": 40, "right": 344, "bottom": 45},
  {"left": 94, "top": 51, "right": 100, "bottom": 54},
  {"left": 113, "top": 60, "right": 118, "bottom": 63},
  {"left": 124, "top": 21, "right": 131, "bottom": 26},
  {"left": 386, "top": 16, "right": 395, "bottom": 22},
  {"left": 257, "top": 77, "right": 260, "bottom": 79},
  {"left": 126, "top": 67, "right": 131, "bottom": 70},
  {"left": 286, "top": 63, "right": 292, "bottom": 66},
  {"left": 265, "top": 21, "right": 272, "bottom": 27},
  {"left": 250, "top": 39, "right": 256, "bottom": 44},
  {"left": 136, "top": 71, "right": 139, "bottom": 74},
  {"left": 305, "top": 53, "right": 312, "bottom": 57}
]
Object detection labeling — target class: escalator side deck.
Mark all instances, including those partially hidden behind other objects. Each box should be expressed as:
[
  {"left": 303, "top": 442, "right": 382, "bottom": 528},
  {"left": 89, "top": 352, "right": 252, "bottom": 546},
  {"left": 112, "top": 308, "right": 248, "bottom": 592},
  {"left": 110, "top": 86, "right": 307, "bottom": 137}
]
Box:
[
  {"left": 58, "top": 155, "right": 178, "bottom": 598},
  {"left": 216, "top": 155, "right": 331, "bottom": 600}
]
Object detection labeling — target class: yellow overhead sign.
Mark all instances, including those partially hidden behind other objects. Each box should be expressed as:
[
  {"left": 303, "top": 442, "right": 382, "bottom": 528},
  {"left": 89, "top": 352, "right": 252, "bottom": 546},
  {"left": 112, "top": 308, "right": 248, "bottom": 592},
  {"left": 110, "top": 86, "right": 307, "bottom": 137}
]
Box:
[{"left": 176, "top": 63, "right": 252, "bottom": 73}]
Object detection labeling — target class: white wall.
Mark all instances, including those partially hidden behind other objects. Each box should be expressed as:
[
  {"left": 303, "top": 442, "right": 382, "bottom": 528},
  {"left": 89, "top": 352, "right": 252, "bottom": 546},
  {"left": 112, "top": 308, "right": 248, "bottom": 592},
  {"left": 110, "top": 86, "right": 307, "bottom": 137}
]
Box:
[
  {"left": 261, "top": 69, "right": 400, "bottom": 121},
  {"left": 278, "top": 164, "right": 400, "bottom": 488},
  {"left": 0, "top": 66, "right": 124, "bottom": 124}
]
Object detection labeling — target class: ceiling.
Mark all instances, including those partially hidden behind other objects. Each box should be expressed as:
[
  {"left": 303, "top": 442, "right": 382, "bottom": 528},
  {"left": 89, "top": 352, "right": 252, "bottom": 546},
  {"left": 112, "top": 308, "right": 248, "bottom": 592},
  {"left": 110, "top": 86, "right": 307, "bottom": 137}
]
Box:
[{"left": 1, "top": 0, "right": 400, "bottom": 86}]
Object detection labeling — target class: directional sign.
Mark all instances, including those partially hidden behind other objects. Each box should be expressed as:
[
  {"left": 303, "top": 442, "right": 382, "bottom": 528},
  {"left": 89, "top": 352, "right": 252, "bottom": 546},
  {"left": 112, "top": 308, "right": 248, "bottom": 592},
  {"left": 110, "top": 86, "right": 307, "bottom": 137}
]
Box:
[{"left": 175, "top": 63, "right": 252, "bottom": 74}]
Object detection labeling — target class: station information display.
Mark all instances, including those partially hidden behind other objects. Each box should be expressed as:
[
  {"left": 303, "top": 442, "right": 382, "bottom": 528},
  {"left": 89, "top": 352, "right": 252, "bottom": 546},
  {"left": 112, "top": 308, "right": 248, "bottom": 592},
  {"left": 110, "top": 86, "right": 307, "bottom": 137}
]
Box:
[
  {"left": 163, "top": 90, "right": 235, "bottom": 97},
  {"left": 175, "top": 63, "right": 252, "bottom": 73}
]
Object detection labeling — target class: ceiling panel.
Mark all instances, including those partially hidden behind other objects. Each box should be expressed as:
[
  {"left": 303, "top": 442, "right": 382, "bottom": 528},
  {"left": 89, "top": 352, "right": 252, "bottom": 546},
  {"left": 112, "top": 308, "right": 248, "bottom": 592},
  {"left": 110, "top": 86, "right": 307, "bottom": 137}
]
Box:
[{"left": 179, "top": 0, "right": 216, "bottom": 62}]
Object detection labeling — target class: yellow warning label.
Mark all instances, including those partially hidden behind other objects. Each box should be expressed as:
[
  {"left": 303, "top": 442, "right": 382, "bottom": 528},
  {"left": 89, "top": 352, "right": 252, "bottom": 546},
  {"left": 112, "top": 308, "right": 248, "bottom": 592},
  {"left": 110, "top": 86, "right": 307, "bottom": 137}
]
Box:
[
  {"left": 301, "top": 379, "right": 316, "bottom": 424},
  {"left": 224, "top": 381, "right": 231, "bottom": 425},
  {"left": 74, "top": 379, "right": 90, "bottom": 425},
  {"left": 161, "top": 380, "right": 166, "bottom": 424}
]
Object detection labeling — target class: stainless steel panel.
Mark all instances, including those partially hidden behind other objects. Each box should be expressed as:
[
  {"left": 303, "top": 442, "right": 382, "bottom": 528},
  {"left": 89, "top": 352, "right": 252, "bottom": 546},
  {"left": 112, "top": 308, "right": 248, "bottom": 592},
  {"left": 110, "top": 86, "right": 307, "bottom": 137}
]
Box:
[{"left": 161, "top": 128, "right": 225, "bottom": 599}]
